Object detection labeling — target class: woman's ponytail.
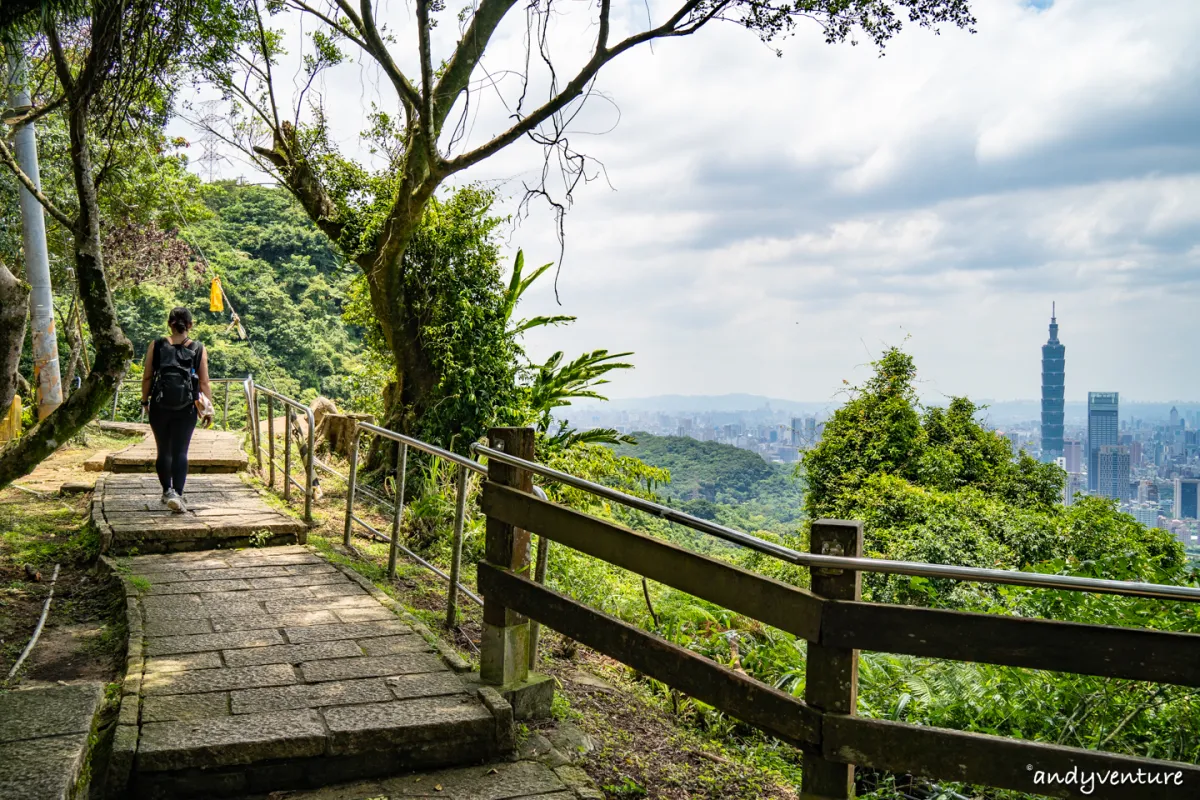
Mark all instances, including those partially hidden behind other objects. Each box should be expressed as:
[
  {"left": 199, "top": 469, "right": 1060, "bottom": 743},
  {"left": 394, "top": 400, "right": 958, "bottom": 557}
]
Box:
[{"left": 168, "top": 307, "right": 193, "bottom": 335}]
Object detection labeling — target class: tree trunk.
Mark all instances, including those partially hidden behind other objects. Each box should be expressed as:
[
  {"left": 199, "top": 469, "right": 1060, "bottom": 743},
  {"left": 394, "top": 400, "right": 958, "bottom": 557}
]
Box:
[
  {"left": 319, "top": 412, "right": 374, "bottom": 459},
  {"left": 0, "top": 261, "right": 30, "bottom": 414},
  {"left": 0, "top": 83, "right": 132, "bottom": 489},
  {"left": 357, "top": 190, "right": 442, "bottom": 469}
]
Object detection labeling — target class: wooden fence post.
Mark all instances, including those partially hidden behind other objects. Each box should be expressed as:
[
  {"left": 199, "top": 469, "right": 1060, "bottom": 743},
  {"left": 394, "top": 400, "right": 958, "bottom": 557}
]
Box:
[
  {"left": 481, "top": 426, "right": 535, "bottom": 687},
  {"left": 803, "top": 519, "right": 863, "bottom": 800}
]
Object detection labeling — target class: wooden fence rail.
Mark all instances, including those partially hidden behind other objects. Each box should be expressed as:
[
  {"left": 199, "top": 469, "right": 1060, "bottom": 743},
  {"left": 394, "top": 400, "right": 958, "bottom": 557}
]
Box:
[{"left": 477, "top": 429, "right": 1200, "bottom": 800}]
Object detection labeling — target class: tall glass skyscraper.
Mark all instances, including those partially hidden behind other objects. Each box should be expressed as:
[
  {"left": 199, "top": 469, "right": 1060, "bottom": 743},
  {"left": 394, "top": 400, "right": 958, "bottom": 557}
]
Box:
[
  {"left": 1088, "top": 392, "right": 1119, "bottom": 492},
  {"left": 1041, "top": 305, "right": 1065, "bottom": 462}
]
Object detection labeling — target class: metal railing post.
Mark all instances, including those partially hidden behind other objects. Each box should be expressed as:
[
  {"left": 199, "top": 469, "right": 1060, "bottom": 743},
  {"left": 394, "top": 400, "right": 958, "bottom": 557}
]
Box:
[
  {"left": 245, "top": 378, "right": 262, "bottom": 473},
  {"left": 266, "top": 395, "right": 275, "bottom": 488},
  {"left": 111, "top": 381, "right": 120, "bottom": 420},
  {"left": 223, "top": 381, "right": 230, "bottom": 430},
  {"left": 528, "top": 487, "right": 551, "bottom": 670},
  {"left": 343, "top": 426, "right": 360, "bottom": 546},
  {"left": 445, "top": 462, "right": 468, "bottom": 629},
  {"left": 304, "top": 407, "right": 315, "bottom": 525},
  {"left": 387, "top": 442, "right": 408, "bottom": 579},
  {"left": 283, "top": 405, "right": 293, "bottom": 502}
]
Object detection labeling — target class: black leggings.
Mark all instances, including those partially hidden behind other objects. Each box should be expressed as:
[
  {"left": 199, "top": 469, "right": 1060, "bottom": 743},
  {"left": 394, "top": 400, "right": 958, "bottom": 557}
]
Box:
[{"left": 149, "top": 404, "right": 198, "bottom": 494}]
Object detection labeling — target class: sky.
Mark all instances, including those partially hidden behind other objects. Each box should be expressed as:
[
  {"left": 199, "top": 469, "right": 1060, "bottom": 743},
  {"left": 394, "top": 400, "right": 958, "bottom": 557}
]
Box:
[{"left": 184, "top": 0, "right": 1200, "bottom": 405}]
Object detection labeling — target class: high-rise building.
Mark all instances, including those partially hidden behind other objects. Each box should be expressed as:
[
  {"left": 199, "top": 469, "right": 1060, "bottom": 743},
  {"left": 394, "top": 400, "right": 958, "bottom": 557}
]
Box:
[
  {"left": 1063, "top": 440, "right": 1082, "bottom": 473},
  {"left": 1096, "top": 445, "right": 1131, "bottom": 501},
  {"left": 1131, "top": 504, "right": 1160, "bottom": 529},
  {"left": 1088, "top": 392, "right": 1119, "bottom": 492},
  {"left": 791, "top": 417, "right": 803, "bottom": 446},
  {"left": 1175, "top": 478, "right": 1200, "bottom": 520},
  {"left": 1063, "top": 472, "right": 1085, "bottom": 507},
  {"left": 1040, "top": 305, "right": 1065, "bottom": 462}
]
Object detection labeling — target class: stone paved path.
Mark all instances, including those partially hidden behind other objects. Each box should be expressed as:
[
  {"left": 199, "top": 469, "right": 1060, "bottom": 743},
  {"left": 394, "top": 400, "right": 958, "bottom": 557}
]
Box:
[
  {"left": 108, "top": 546, "right": 508, "bottom": 799},
  {"left": 104, "top": 425, "right": 249, "bottom": 473},
  {"left": 95, "top": 474, "right": 307, "bottom": 554},
  {"left": 0, "top": 682, "right": 105, "bottom": 800}
]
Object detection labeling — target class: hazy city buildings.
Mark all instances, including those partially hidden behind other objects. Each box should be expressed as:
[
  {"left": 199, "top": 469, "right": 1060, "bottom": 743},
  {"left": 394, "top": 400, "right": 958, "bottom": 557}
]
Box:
[
  {"left": 1175, "top": 478, "right": 1199, "bottom": 520},
  {"left": 1063, "top": 472, "right": 1085, "bottom": 507},
  {"left": 1063, "top": 440, "right": 1082, "bottom": 473},
  {"left": 1088, "top": 392, "right": 1119, "bottom": 492},
  {"left": 1041, "top": 305, "right": 1065, "bottom": 463},
  {"left": 1096, "top": 445, "right": 1131, "bottom": 501}
]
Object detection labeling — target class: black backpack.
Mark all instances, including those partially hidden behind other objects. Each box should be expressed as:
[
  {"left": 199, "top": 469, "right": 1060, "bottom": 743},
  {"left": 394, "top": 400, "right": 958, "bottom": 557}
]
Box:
[{"left": 152, "top": 338, "right": 201, "bottom": 411}]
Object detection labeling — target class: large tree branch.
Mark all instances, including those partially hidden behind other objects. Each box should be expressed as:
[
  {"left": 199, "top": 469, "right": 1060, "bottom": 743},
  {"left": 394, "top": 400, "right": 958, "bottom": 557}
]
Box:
[
  {"left": 598, "top": 0, "right": 612, "bottom": 51},
  {"left": 44, "top": 22, "right": 76, "bottom": 96},
  {"left": 414, "top": 0, "right": 438, "bottom": 164},
  {"left": 443, "top": 0, "right": 706, "bottom": 174},
  {"left": 355, "top": 0, "right": 421, "bottom": 118},
  {"left": 0, "top": 137, "right": 76, "bottom": 229},
  {"left": 252, "top": 127, "right": 347, "bottom": 247},
  {"left": 431, "top": 0, "right": 520, "bottom": 131}
]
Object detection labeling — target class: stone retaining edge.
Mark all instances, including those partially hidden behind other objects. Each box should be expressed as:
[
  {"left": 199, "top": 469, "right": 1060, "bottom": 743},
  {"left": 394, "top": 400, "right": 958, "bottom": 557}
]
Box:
[
  {"left": 91, "top": 474, "right": 114, "bottom": 554},
  {"left": 98, "top": 554, "right": 145, "bottom": 799}
]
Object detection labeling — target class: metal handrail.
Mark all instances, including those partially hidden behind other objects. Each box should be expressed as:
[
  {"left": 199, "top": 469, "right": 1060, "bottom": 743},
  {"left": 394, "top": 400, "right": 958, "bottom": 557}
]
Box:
[
  {"left": 357, "top": 422, "right": 487, "bottom": 476},
  {"left": 472, "top": 443, "right": 1200, "bottom": 604},
  {"left": 343, "top": 421, "right": 485, "bottom": 626},
  {"left": 246, "top": 379, "right": 315, "bottom": 524}
]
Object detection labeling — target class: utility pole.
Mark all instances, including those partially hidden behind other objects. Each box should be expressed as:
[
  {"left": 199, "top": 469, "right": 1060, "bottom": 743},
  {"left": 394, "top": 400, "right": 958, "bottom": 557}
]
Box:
[{"left": 6, "top": 47, "right": 62, "bottom": 419}]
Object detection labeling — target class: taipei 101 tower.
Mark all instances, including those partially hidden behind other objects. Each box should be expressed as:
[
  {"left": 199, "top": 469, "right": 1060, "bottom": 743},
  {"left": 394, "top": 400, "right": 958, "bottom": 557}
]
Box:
[{"left": 1041, "top": 304, "right": 1065, "bottom": 462}]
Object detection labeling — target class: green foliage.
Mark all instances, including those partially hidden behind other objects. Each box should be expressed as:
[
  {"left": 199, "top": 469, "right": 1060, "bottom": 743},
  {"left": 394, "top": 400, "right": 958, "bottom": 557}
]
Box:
[
  {"left": 111, "top": 180, "right": 364, "bottom": 403},
  {"left": 344, "top": 186, "right": 522, "bottom": 452},
  {"left": 613, "top": 433, "right": 805, "bottom": 534},
  {"left": 802, "top": 347, "right": 1186, "bottom": 607},
  {"left": 801, "top": 348, "right": 1062, "bottom": 520}
]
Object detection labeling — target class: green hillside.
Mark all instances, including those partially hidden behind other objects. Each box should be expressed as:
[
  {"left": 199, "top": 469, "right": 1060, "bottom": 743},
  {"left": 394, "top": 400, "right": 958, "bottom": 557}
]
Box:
[{"left": 612, "top": 433, "right": 805, "bottom": 535}]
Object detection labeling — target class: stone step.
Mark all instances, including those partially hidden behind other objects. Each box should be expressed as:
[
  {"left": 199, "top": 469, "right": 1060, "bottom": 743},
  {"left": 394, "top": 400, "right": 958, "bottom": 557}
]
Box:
[
  {"left": 103, "top": 427, "right": 249, "bottom": 474},
  {"left": 105, "top": 547, "right": 511, "bottom": 799},
  {"left": 93, "top": 474, "right": 308, "bottom": 554},
  {"left": 0, "top": 682, "right": 106, "bottom": 800}
]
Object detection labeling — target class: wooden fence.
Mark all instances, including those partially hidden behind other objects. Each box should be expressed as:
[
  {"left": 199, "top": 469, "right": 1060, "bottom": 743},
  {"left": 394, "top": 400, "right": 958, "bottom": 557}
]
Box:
[{"left": 476, "top": 428, "right": 1200, "bottom": 800}]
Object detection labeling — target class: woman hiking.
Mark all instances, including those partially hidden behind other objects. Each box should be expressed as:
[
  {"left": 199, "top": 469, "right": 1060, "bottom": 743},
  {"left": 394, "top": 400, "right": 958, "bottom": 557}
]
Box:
[{"left": 140, "top": 307, "right": 213, "bottom": 513}]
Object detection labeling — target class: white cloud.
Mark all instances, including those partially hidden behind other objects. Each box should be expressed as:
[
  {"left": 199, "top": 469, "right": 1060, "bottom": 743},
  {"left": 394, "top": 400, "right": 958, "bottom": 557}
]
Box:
[{"left": 185, "top": 0, "right": 1200, "bottom": 404}]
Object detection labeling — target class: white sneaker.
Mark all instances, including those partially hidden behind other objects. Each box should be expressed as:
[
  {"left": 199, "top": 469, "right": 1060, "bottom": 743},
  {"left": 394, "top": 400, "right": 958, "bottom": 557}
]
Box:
[
  {"left": 161, "top": 490, "right": 171, "bottom": 505},
  {"left": 166, "top": 490, "right": 186, "bottom": 514}
]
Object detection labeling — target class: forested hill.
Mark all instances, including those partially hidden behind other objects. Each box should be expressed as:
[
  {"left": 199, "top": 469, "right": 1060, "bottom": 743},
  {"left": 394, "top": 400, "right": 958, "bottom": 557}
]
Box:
[
  {"left": 612, "top": 433, "right": 804, "bottom": 535},
  {"left": 113, "top": 181, "right": 369, "bottom": 407}
]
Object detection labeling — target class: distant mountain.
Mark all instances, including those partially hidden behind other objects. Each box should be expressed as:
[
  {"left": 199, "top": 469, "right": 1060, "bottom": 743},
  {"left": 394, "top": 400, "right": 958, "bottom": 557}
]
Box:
[
  {"left": 575, "top": 394, "right": 836, "bottom": 414},
  {"left": 577, "top": 395, "right": 1200, "bottom": 425}
]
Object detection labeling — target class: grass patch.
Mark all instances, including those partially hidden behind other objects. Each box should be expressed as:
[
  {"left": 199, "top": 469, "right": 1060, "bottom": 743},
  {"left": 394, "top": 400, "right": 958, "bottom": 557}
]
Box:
[{"left": 1, "top": 497, "right": 100, "bottom": 569}]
